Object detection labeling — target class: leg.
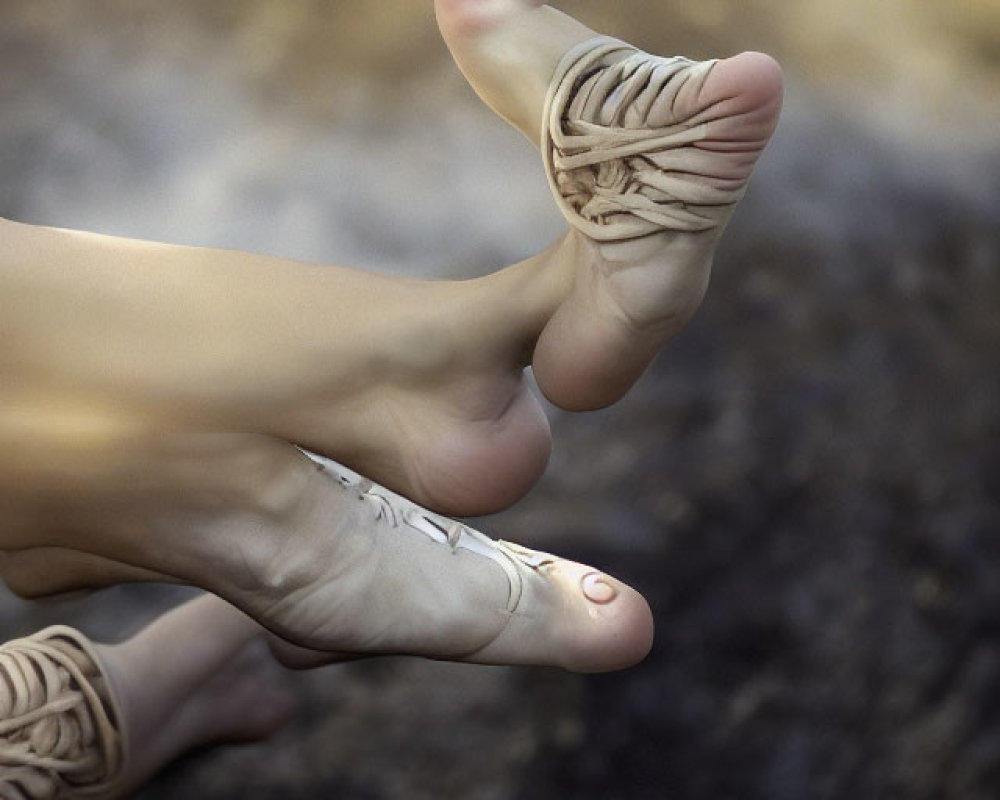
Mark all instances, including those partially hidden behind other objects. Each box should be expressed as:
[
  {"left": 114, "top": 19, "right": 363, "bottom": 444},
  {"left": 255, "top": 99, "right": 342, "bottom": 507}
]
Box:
[
  {"left": 0, "top": 220, "right": 569, "bottom": 516},
  {"left": 2, "top": 5, "right": 782, "bottom": 511},
  {"left": 0, "top": 594, "right": 294, "bottom": 799},
  {"left": 435, "top": 0, "right": 784, "bottom": 409},
  {"left": 1, "top": 430, "right": 653, "bottom": 673},
  {"left": 0, "top": 550, "right": 175, "bottom": 601}
]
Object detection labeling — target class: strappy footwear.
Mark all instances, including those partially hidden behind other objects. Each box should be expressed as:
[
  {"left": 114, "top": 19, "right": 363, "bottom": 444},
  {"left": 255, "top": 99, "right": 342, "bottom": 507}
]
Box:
[
  {"left": 543, "top": 35, "right": 744, "bottom": 241},
  {"left": 294, "top": 448, "right": 652, "bottom": 673},
  {"left": 303, "top": 448, "right": 555, "bottom": 614},
  {"left": 0, "top": 626, "right": 126, "bottom": 799}
]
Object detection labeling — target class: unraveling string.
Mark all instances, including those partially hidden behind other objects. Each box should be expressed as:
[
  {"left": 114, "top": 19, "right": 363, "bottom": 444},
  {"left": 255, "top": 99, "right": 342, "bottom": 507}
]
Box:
[
  {"left": 0, "top": 628, "right": 124, "bottom": 799},
  {"left": 543, "top": 36, "right": 743, "bottom": 241}
]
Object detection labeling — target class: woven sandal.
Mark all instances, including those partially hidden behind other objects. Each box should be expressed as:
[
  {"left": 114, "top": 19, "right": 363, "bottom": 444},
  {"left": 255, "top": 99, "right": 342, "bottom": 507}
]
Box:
[
  {"left": 542, "top": 35, "right": 744, "bottom": 242},
  {"left": 0, "top": 626, "right": 126, "bottom": 799}
]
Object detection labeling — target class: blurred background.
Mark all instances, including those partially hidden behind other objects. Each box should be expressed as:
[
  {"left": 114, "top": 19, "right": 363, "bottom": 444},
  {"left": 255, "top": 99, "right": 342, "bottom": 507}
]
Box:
[{"left": 1, "top": 0, "right": 998, "bottom": 797}]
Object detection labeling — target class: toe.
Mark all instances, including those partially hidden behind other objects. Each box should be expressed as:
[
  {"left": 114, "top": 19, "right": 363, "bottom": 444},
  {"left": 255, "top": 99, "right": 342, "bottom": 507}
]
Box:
[
  {"left": 544, "top": 557, "right": 655, "bottom": 673},
  {"left": 697, "top": 51, "right": 784, "bottom": 134},
  {"left": 465, "top": 554, "right": 655, "bottom": 673},
  {"left": 712, "top": 51, "right": 784, "bottom": 110}
]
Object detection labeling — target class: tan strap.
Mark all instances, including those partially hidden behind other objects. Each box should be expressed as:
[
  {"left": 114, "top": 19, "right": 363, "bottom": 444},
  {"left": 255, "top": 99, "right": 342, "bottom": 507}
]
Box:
[
  {"left": 543, "top": 36, "right": 743, "bottom": 241},
  {"left": 298, "top": 448, "right": 560, "bottom": 616},
  {"left": 0, "top": 626, "right": 126, "bottom": 799}
]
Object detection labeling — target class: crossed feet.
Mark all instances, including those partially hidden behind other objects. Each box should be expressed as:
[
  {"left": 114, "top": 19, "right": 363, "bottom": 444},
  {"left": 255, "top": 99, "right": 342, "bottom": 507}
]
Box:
[
  {"left": 1, "top": 1, "right": 784, "bottom": 771},
  {"left": 272, "top": 1, "right": 783, "bottom": 518}
]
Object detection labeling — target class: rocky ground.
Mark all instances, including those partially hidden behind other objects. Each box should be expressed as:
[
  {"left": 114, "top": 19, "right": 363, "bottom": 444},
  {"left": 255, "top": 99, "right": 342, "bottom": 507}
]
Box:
[{"left": 1, "top": 1, "right": 998, "bottom": 797}]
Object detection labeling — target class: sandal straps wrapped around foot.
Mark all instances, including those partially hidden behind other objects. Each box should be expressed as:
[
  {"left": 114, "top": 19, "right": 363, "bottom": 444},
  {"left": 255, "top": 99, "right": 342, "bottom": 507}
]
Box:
[
  {"left": 0, "top": 626, "right": 126, "bottom": 799},
  {"left": 299, "top": 448, "right": 558, "bottom": 615},
  {"left": 543, "top": 35, "right": 743, "bottom": 241}
]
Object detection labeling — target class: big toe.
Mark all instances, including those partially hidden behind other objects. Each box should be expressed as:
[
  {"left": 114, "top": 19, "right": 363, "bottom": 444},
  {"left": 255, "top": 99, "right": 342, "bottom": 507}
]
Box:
[
  {"left": 550, "top": 558, "right": 655, "bottom": 673},
  {"left": 466, "top": 553, "right": 655, "bottom": 674}
]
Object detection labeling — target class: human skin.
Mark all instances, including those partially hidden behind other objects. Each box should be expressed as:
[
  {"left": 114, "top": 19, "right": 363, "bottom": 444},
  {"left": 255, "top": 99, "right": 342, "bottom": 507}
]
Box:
[
  {"left": 1, "top": 593, "right": 297, "bottom": 798},
  {"left": 0, "top": 1, "right": 782, "bottom": 519},
  {"left": 0, "top": 0, "right": 782, "bottom": 671}
]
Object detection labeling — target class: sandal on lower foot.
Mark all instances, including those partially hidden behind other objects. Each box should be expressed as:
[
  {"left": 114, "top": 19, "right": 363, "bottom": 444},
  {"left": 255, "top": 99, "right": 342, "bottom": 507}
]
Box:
[
  {"left": 0, "top": 626, "right": 126, "bottom": 799},
  {"left": 543, "top": 35, "right": 741, "bottom": 241}
]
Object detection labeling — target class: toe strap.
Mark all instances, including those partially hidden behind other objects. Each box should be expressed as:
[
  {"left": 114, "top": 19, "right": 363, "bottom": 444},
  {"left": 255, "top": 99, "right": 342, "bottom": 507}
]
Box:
[
  {"left": 543, "top": 35, "right": 742, "bottom": 241},
  {"left": 297, "top": 448, "right": 556, "bottom": 616},
  {"left": 0, "top": 626, "right": 126, "bottom": 798}
]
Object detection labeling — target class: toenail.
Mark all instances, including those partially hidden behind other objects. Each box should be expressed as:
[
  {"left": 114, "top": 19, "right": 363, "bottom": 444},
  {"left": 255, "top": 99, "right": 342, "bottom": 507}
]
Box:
[{"left": 581, "top": 572, "right": 617, "bottom": 604}]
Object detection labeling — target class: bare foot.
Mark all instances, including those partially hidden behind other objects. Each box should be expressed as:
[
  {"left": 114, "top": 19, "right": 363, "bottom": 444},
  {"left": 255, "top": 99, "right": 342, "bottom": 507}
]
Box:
[
  {"left": 436, "top": 0, "right": 784, "bottom": 409},
  {"left": 0, "top": 595, "right": 294, "bottom": 799},
  {"left": 0, "top": 434, "right": 653, "bottom": 674}
]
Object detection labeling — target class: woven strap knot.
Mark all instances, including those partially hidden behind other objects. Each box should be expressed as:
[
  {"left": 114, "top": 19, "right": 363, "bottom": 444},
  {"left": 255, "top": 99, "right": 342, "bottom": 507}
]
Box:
[
  {"left": 0, "top": 628, "right": 124, "bottom": 799},
  {"left": 543, "top": 36, "right": 743, "bottom": 241}
]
